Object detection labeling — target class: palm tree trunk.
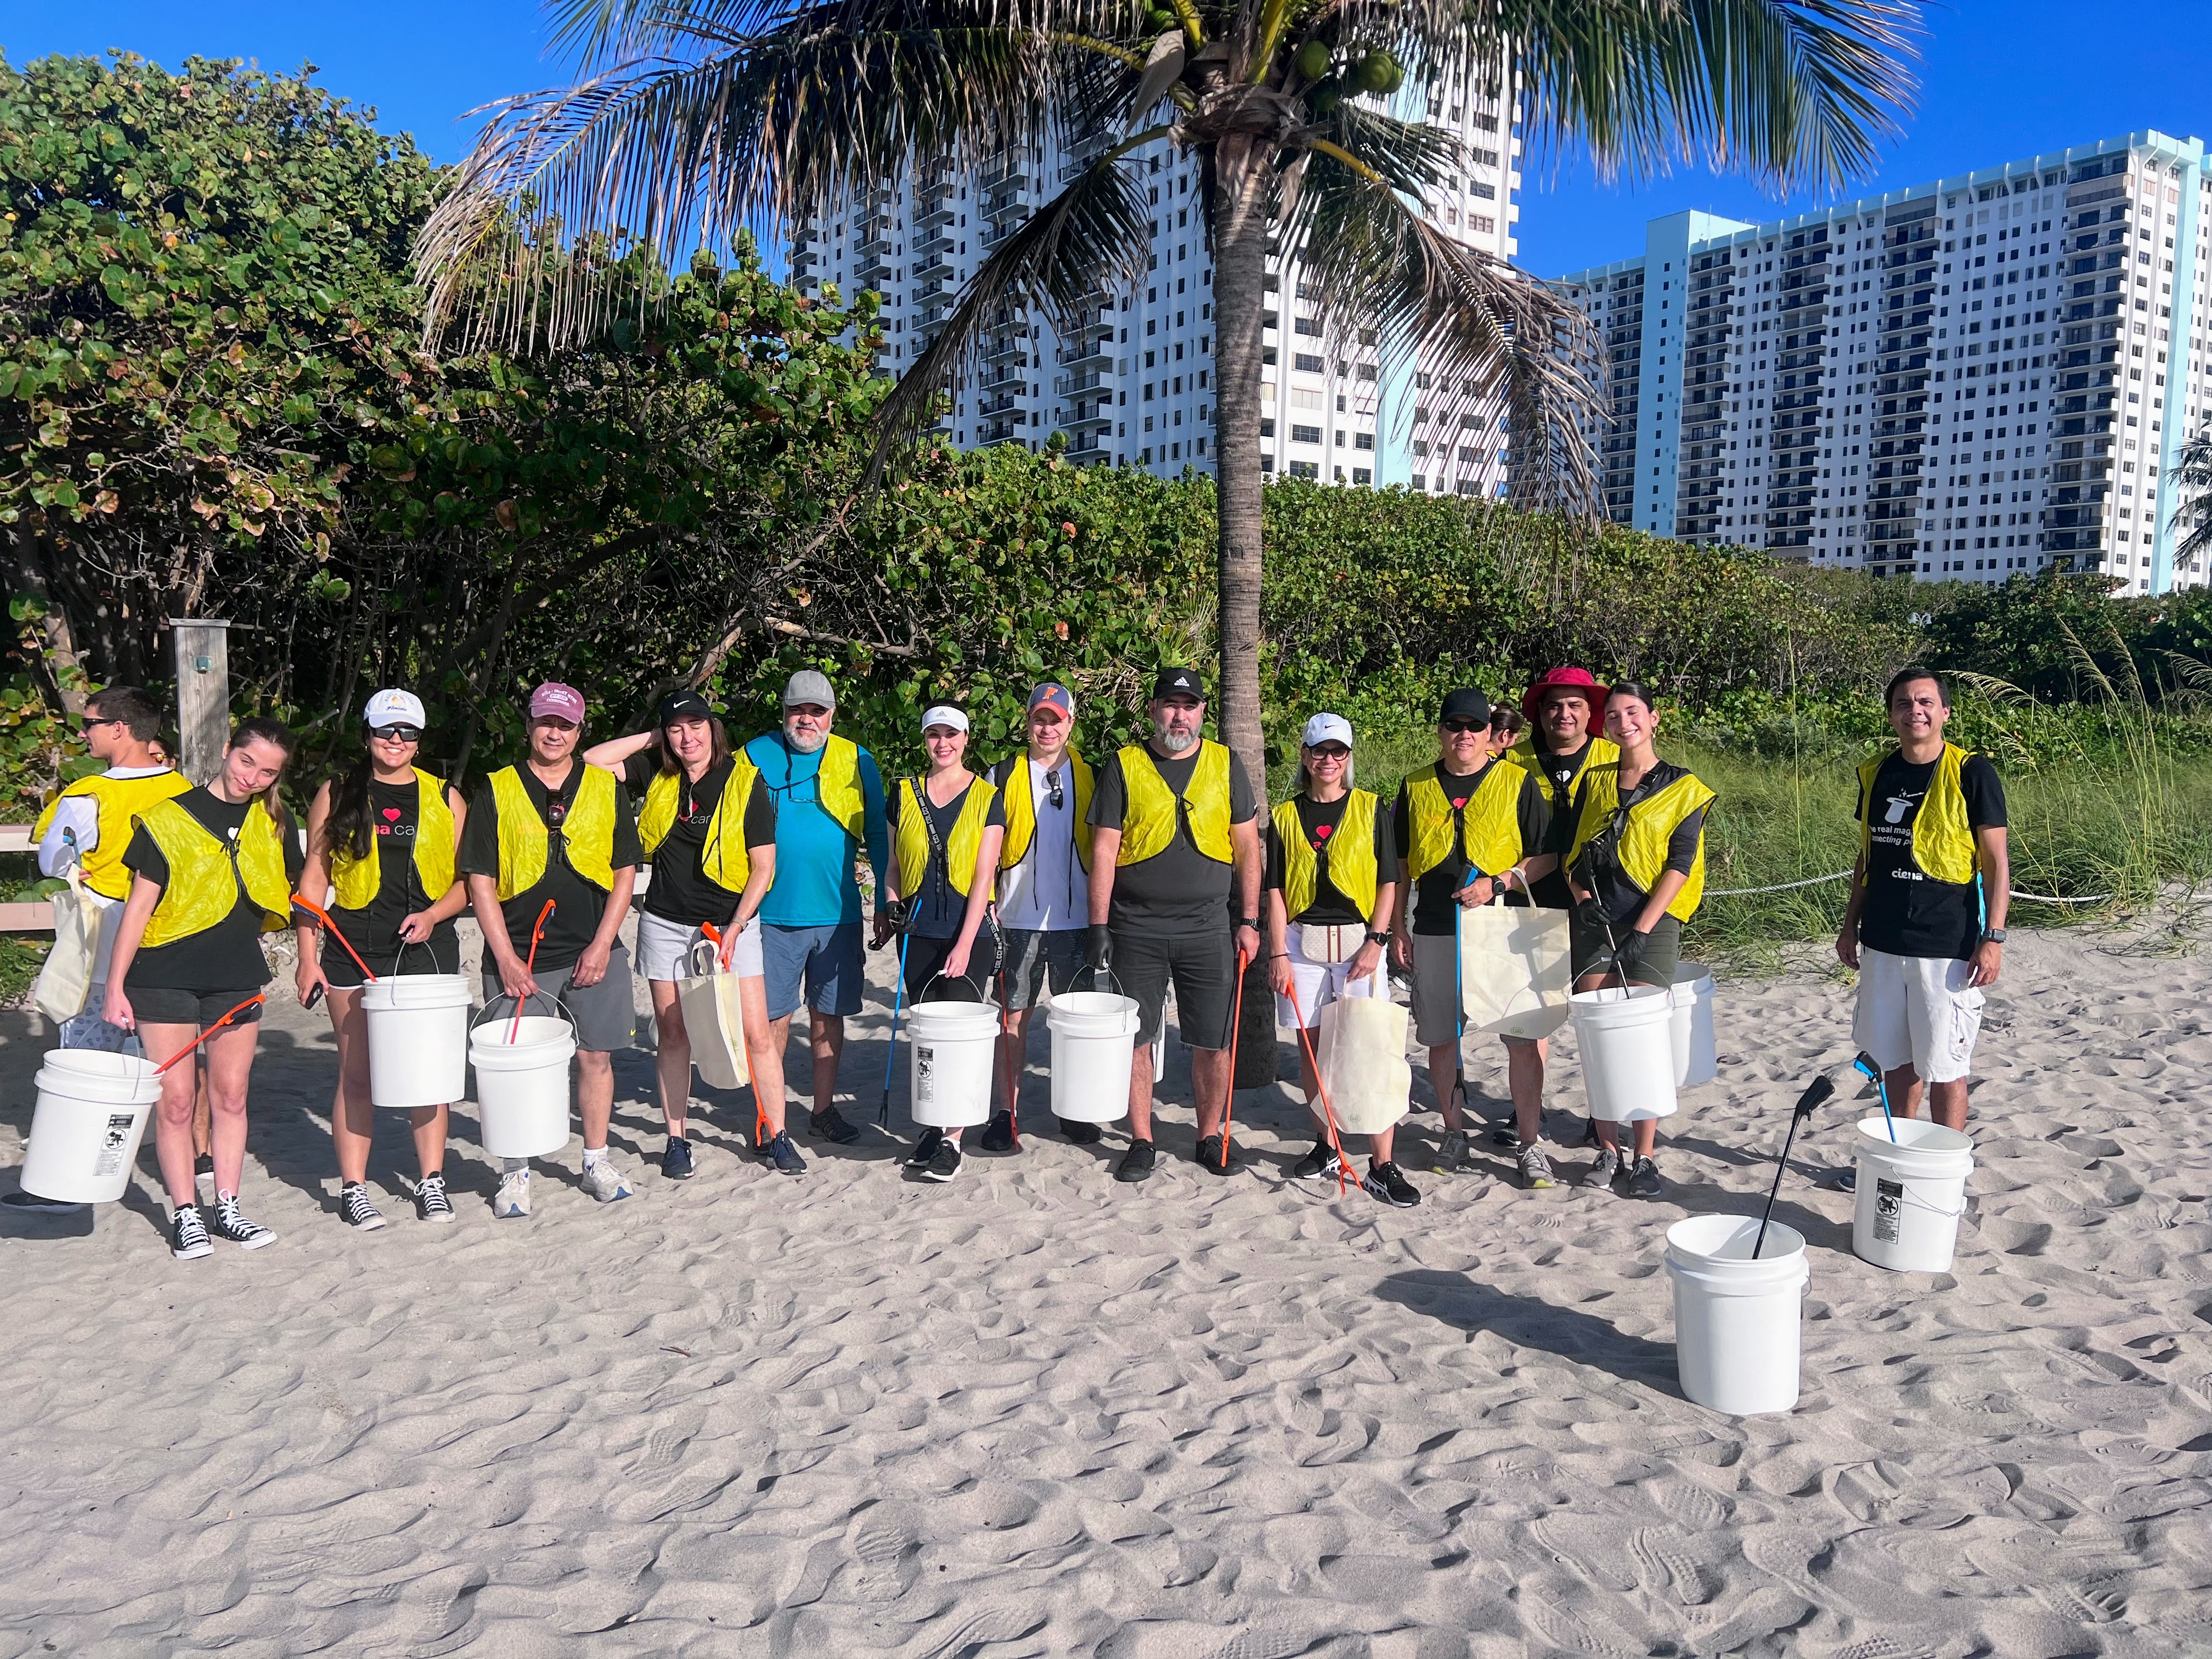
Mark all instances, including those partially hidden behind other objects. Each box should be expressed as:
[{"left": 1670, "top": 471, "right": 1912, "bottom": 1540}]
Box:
[{"left": 1209, "top": 137, "right": 1271, "bottom": 797}]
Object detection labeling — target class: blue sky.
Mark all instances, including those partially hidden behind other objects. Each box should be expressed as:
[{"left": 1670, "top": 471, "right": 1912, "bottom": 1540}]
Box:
[{"left": 5, "top": 0, "right": 2211, "bottom": 280}]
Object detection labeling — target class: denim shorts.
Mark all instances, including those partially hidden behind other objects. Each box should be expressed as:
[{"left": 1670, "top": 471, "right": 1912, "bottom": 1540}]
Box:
[
  {"left": 761, "top": 921, "right": 865, "bottom": 1020},
  {"left": 999, "top": 928, "right": 1087, "bottom": 1011}
]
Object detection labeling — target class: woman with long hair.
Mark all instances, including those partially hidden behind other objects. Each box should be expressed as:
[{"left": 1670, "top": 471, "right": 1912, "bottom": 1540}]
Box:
[
  {"left": 104, "top": 718, "right": 302, "bottom": 1260},
  {"left": 296, "top": 690, "right": 471, "bottom": 1229},
  {"left": 584, "top": 689, "right": 782, "bottom": 1178},
  {"left": 1563, "top": 681, "right": 1714, "bottom": 1199}
]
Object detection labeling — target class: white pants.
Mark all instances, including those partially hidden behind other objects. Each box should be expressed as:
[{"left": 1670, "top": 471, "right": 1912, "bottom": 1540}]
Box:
[
  {"left": 1853, "top": 947, "right": 1984, "bottom": 1085},
  {"left": 1276, "top": 925, "right": 1386, "bottom": 1030},
  {"left": 635, "top": 910, "right": 764, "bottom": 981}
]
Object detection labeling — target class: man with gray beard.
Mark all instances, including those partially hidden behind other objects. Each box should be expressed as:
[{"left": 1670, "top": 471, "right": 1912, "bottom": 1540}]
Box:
[{"left": 1085, "top": 668, "right": 1263, "bottom": 1183}]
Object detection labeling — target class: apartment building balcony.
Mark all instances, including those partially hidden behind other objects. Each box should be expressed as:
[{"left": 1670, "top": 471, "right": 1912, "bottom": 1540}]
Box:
[
  {"left": 1060, "top": 404, "right": 1114, "bottom": 435},
  {"left": 980, "top": 419, "right": 1026, "bottom": 445},
  {"left": 1056, "top": 340, "right": 1111, "bottom": 373},
  {"left": 979, "top": 359, "right": 1028, "bottom": 392},
  {"left": 791, "top": 250, "right": 820, "bottom": 275},
  {"left": 978, "top": 394, "right": 1023, "bottom": 416},
  {"left": 983, "top": 336, "right": 1030, "bottom": 364},
  {"left": 855, "top": 258, "right": 894, "bottom": 287},
  {"left": 912, "top": 227, "right": 955, "bottom": 257},
  {"left": 1054, "top": 371, "right": 1109, "bottom": 396}
]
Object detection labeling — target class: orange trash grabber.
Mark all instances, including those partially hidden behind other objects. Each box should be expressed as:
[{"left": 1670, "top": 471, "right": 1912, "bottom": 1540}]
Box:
[
  {"left": 507, "top": 899, "right": 556, "bottom": 1041},
  {"left": 1220, "top": 946, "right": 1250, "bottom": 1169},
  {"left": 290, "top": 893, "right": 379, "bottom": 984},
  {"left": 154, "top": 993, "right": 268, "bottom": 1076},
  {"left": 1283, "top": 973, "right": 1352, "bottom": 1196},
  {"left": 706, "top": 921, "right": 768, "bottom": 1148}
]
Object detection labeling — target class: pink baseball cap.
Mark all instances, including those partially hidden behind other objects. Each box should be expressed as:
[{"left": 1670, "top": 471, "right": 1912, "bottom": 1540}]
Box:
[{"left": 528, "top": 682, "right": 586, "bottom": 723}]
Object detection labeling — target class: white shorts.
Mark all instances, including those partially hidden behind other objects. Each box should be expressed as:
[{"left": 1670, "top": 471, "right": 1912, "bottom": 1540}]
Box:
[
  {"left": 1853, "top": 947, "right": 1984, "bottom": 1085},
  {"left": 1276, "top": 925, "right": 1386, "bottom": 1030},
  {"left": 636, "top": 910, "right": 764, "bottom": 983}
]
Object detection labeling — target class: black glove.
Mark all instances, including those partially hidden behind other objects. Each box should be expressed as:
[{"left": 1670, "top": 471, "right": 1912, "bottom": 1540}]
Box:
[
  {"left": 1612, "top": 929, "right": 1650, "bottom": 974},
  {"left": 1086, "top": 923, "right": 1113, "bottom": 974},
  {"left": 883, "top": 896, "right": 913, "bottom": 933},
  {"left": 1571, "top": 894, "right": 1607, "bottom": 934}
]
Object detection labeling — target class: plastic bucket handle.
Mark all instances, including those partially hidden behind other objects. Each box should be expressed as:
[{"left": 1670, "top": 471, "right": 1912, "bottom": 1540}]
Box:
[{"left": 471, "top": 988, "right": 579, "bottom": 1041}]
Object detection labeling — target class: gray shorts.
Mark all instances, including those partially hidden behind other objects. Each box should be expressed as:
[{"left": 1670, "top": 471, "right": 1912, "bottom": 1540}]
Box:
[
  {"left": 635, "top": 909, "right": 764, "bottom": 981},
  {"left": 482, "top": 945, "right": 636, "bottom": 1052},
  {"left": 1000, "top": 928, "right": 1087, "bottom": 1011}
]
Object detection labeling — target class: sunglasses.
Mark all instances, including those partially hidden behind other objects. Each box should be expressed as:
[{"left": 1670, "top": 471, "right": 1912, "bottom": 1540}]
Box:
[
  {"left": 1046, "top": 770, "right": 1064, "bottom": 810},
  {"left": 1440, "top": 718, "right": 1486, "bottom": 734},
  {"left": 1309, "top": 744, "right": 1351, "bottom": 759},
  {"left": 370, "top": 724, "right": 422, "bottom": 743},
  {"left": 76, "top": 714, "right": 126, "bottom": 733}
]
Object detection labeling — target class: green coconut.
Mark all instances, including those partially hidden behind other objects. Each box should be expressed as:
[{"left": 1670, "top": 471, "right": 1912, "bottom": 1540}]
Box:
[
  {"left": 1294, "top": 38, "right": 1331, "bottom": 81},
  {"left": 1353, "top": 51, "right": 1403, "bottom": 95}
]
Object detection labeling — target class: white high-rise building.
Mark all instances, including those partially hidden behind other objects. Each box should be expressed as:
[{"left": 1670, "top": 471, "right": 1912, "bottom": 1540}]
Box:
[
  {"left": 790, "top": 71, "right": 1522, "bottom": 492},
  {"left": 1556, "top": 129, "right": 2212, "bottom": 594}
]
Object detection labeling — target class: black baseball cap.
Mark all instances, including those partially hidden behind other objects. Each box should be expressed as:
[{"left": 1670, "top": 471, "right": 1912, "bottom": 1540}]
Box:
[
  {"left": 1439, "top": 687, "right": 1492, "bottom": 724},
  {"left": 656, "top": 688, "right": 715, "bottom": 726},
  {"left": 1152, "top": 667, "right": 1205, "bottom": 702}
]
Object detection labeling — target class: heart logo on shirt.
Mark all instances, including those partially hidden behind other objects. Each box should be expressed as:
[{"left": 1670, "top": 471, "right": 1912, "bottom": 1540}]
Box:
[
  {"left": 382, "top": 808, "right": 403, "bottom": 822},
  {"left": 1313, "top": 823, "right": 1333, "bottom": 841}
]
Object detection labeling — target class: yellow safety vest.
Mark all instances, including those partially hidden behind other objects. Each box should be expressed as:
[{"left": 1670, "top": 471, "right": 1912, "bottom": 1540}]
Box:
[
  {"left": 136, "top": 797, "right": 294, "bottom": 949},
  {"left": 1274, "top": 789, "right": 1379, "bottom": 921},
  {"left": 32, "top": 769, "right": 191, "bottom": 900},
  {"left": 1859, "top": 743, "right": 1978, "bottom": 887},
  {"left": 330, "top": 769, "right": 458, "bottom": 911},
  {"left": 638, "top": 758, "right": 762, "bottom": 896},
  {"left": 1404, "top": 761, "right": 1527, "bottom": 882},
  {"left": 489, "top": 764, "right": 619, "bottom": 901},
  {"left": 1509, "top": 733, "right": 1621, "bottom": 810},
  {"left": 1567, "top": 761, "right": 1716, "bottom": 922},
  {"left": 998, "top": 751, "right": 1094, "bottom": 872},
  {"left": 811, "top": 735, "right": 866, "bottom": 838},
  {"left": 894, "top": 775, "right": 999, "bottom": 902},
  {"left": 1114, "top": 741, "right": 1232, "bottom": 866}
]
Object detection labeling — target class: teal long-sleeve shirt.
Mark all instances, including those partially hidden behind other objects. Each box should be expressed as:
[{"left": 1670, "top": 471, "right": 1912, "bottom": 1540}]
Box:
[{"left": 743, "top": 732, "right": 890, "bottom": 927}]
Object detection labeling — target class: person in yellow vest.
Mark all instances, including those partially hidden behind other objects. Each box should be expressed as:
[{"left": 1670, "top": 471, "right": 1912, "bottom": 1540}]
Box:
[
  {"left": 982, "top": 683, "right": 1094, "bottom": 1151},
  {"left": 295, "top": 690, "right": 472, "bottom": 1231},
  {"left": 1084, "top": 668, "right": 1263, "bottom": 1184},
  {"left": 1564, "top": 681, "right": 1716, "bottom": 1199},
  {"left": 1389, "top": 687, "right": 1558, "bottom": 1186},
  {"left": 1265, "top": 714, "right": 1417, "bottom": 1206},
  {"left": 743, "top": 671, "right": 891, "bottom": 1148},
  {"left": 1836, "top": 668, "right": 2008, "bottom": 1153},
  {"left": 583, "top": 688, "right": 786, "bottom": 1179},
  {"left": 457, "top": 682, "right": 642, "bottom": 1220},
  {"left": 101, "top": 718, "right": 302, "bottom": 1261},
  {"left": 30, "top": 685, "right": 190, "bottom": 1056},
  {"left": 874, "top": 705, "right": 1006, "bottom": 1184}
]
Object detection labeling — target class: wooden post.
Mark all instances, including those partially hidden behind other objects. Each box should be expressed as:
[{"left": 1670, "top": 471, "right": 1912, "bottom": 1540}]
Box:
[{"left": 170, "top": 618, "right": 231, "bottom": 785}]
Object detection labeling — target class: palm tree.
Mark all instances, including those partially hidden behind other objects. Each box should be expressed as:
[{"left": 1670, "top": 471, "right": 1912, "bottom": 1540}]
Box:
[
  {"left": 419, "top": 0, "right": 1919, "bottom": 784},
  {"left": 2168, "top": 432, "right": 2212, "bottom": 582}
]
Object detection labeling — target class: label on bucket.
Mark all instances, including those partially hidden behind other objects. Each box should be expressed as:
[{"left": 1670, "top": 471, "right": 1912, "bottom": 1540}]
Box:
[
  {"left": 1874, "top": 1177, "right": 1904, "bottom": 1244},
  {"left": 92, "top": 1113, "right": 136, "bottom": 1177},
  {"left": 915, "top": 1045, "right": 936, "bottom": 1107}
]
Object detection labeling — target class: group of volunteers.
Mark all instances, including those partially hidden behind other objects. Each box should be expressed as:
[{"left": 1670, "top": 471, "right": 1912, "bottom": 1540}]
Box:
[{"left": 24, "top": 658, "right": 2008, "bottom": 1261}]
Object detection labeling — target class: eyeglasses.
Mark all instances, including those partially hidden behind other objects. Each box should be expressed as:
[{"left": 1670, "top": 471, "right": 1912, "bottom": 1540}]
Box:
[
  {"left": 1440, "top": 719, "right": 1486, "bottom": 734},
  {"left": 369, "top": 724, "right": 422, "bottom": 743}
]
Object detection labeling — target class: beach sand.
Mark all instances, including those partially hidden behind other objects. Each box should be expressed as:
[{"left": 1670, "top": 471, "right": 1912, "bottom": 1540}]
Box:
[{"left": 3, "top": 915, "right": 2210, "bottom": 1655}]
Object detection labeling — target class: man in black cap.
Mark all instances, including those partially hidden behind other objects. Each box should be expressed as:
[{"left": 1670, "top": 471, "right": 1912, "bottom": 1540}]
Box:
[{"left": 1085, "top": 669, "right": 1263, "bottom": 1182}]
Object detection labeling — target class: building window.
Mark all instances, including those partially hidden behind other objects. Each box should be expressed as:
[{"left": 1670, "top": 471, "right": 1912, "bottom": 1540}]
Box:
[
  {"left": 1290, "top": 460, "right": 1319, "bottom": 478},
  {"left": 1291, "top": 424, "right": 1322, "bottom": 444},
  {"left": 1295, "top": 353, "right": 1325, "bottom": 373},
  {"left": 1355, "top": 433, "right": 1375, "bottom": 452}
]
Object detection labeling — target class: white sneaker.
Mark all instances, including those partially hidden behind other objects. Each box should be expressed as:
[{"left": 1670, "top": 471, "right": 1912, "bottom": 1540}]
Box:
[
  {"left": 494, "top": 1170, "right": 532, "bottom": 1219},
  {"left": 581, "top": 1157, "right": 633, "bottom": 1203}
]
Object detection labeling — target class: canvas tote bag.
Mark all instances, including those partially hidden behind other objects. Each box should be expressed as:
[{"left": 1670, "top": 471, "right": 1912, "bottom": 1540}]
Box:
[
  {"left": 678, "top": 936, "right": 751, "bottom": 1090},
  {"left": 1313, "top": 992, "right": 1413, "bottom": 1135},
  {"left": 1458, "top": 902, "right": 1572, "bottom": 1041},
  {"left": 33, "top": 864, "right": 101, "bottom": 1025}
]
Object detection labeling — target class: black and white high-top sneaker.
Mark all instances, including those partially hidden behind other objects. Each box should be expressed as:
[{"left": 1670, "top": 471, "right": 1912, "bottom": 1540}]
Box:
[
  {"left": 339, "top": 1182, "right": 386, "bottom": 1231},
  {"left": 415, "top": 1172, "right": 454, "bottom": 1221},
  {"left": 209, "top": 1191, "right": 277, "bottom": 1250},
  {"left": 170, "top": 1206, "right": 212, "bottom": 1261}
]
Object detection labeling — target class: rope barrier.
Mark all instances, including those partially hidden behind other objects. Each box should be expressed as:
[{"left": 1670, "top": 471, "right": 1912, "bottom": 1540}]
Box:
[{"left": 1703, "top": 870, "right": 2113, "bottom": 905}]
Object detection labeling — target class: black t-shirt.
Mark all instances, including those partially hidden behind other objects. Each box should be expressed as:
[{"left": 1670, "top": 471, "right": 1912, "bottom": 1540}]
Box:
[
  {"left": 1391, "top": 761, "right": 1552, "bottom": 935},
  {"left": 888, "top": 776, "right": 1008, "bottom": 939},
  {"left": 1522, "top": 738, "right": 1593, "bottom": 909},
  {"left": 1569, "top": 760, "right": 1707, "bottom": 924},
  {"left": 329, "top": 778, "right": 461, "bottom": 968},
  {"left": 455, "top": 762, "right": 641, "bottom": 973},
  {"left": 1263, "top": 792, "right": 1395, "bottom": 926},
  {"left": 1855, "top": 750, "right": 2007, "bottom": 960},
  {"left": 623, "top": 756, "right": 778, "bottom": 927},
  {"left": 122, "top": 788, "right": 305, "bottom": 992},
  {"left": 1087, "top": 744, "right": 1259, "bottom": 934}
]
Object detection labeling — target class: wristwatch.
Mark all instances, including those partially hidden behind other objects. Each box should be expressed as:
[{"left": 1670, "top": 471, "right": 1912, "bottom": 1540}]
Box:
[
  {"left": 1365, "top": 929, "right": 1390, "bottom": 947},
  {"left": 1982, "top": 927, "right": 2008, "bottom": 944},
  {"left": 1235, "top": 916, "right": 1259, "bottom": 932}
]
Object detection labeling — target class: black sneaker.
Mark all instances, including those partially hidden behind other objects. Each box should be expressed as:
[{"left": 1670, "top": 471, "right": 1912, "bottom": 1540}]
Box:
[
  {"left": 1193, "top": 1135, "right": 1246, "bottom": 1176},
  {"left": 1362, "top": 1161, "right": 1421, "bottom": 1207},
  {"left": 1489, "top": 1123, "right": 1519, "bottom": 1149},
  {"left": 1834, "top": 1166, "right": 1858, "bottom": 1194},
  {"left": 1114, "top": 1139, "right": 1156, "bottom": 1183},
  {"left": 170, "top": 1205, "right": 212, "bottom": 1261},
  {"left": 905, "top": 1126, "right": 945, "bottom": 1169},
  {"left": 1292, "top": 1138, "right": 1346, "bottom": 1183},
  {"left": 209, "top": 1192, "right": 276, "bottom": 1250},
  {"left": 1058, "top": 1116, "right": 1103, "bottom": 1144},
  {"left": 339, "top": 1182, "right": 387, "bottom": 1231},
  {"left": 978, "top": 1111, "right": 1017, "bottom": 1153},
  {"left": 768, "top": 1131, "right": 808, "bottom": 1176},
  {"left": 415, "top": 1173, "right": 454, "bottom": 1222},
  {"left": 809, "top": 1106, "right": 861, "bottom": 1145},
  {"left": 919, "top": 1138, "right": 963, "bottom": 1183},
  {"left": 662, "top": 1136, "right": 695, "bottom": 1180},
  {"left": 1580, "top": 1117, "right": 1601, "bottom": 1149},
  {"left": 1625, "top": 1156, "right": 1662, "bottom": 1198},
  {"left": 1, "top": 1189, "right": 85, "bottom": 1216}
]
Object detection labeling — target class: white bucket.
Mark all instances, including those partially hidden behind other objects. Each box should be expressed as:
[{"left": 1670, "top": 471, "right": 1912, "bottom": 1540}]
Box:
[
  {"left": 21, "top": 1050, "right": 162, "bottom": 1204},
  {"left": 470, "top": 1011, "right": 577, "bottom": 1159},
  {"left": 1569, "top": 985, "right": 1678, "bottom": 1122},
  {"left": 1668, "top": 963, "right": 1717, "bottom": 1088},
  {"left": 909, "top": 998, "right": 1000, "bottom": 1127},
  {"left": 1852, "top": 1116, "right": 1975, "bottom": 1273},
  {"left": 1665, "top": 1214, "right": 1809, "bottom": 1415},
  {"left": 1048, "top": 991, "right": 1139, "bottom": 1124},
  {"left": 363, "top": 973, "right": 471, "bottom": 1109}
]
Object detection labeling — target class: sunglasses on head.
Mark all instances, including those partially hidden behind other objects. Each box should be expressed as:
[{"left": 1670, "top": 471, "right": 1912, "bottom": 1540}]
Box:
[
  {"left": 1440, "top": 718, "right": 1486, "bottom": 734},
  {"left": 370, "top": 724, "right": 422, "bottom": 743}
]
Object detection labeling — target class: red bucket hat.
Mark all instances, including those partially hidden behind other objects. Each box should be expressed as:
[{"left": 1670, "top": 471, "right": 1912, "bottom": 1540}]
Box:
[{"left": 1521, "top": 666, "right": 1611, "bottom": 726}]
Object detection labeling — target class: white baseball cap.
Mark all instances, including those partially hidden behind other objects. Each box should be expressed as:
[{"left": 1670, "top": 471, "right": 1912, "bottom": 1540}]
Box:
[
  {"left": 1301, "top": 712, "right": 1353, "bottom": 749},
  {"left": 921, "top": 705, "right": 969, "bottom": 734},
  {"left": 363, "top": 688, "right": 427, "bottom": 730}
]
